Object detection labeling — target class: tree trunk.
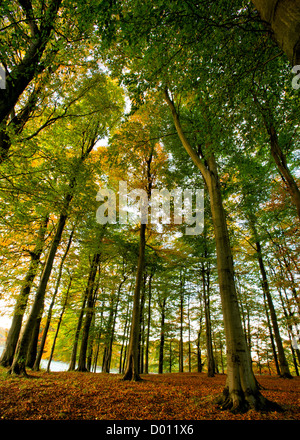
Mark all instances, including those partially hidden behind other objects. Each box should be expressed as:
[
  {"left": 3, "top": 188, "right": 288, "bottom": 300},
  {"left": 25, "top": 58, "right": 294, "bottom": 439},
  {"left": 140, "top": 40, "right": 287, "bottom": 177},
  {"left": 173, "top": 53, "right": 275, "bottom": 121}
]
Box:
[
  {"left": 252, "top": 92, "right": 300, "bottom": 219},
  {"left": 263, "top": 290, "right": 281, "bottom": 376},
  {"left": 102, "top": 277, "right": 125, "bottom": 374},
  {"left": 197, "top": 290, "right": 204, "bottom": 373},
  {"left": 138, "top": 274, "right": 146, "bottom": 374},
  {"left": 201, "top": 262, "right": 215, "bottom": 377},
  {"left": 122, "top": 223, "right": 146, "bottom": 381},
  {"left": 145, "top": 272, "right": 153, "bottom": 374},
  {"left": 206, "top": 159, "right": 267, "bottom": 410},
  {"left": 46, "top": 276, "right": 72, "bottom": 372},
  {"left": 187, "top": 293, "right": 192, "bottom": 373},
  {"left": 197, "top": 329, "right": 203, "bottom": 373},
  {"left": 164, "top": 89, "right": 279, "bottom": 412},
  {"left": 179, "top": 270, "right": 184, "bottom": 373},
  {"left": 158, "top": 297, "right": 166, "bottom": 374},
  {"left": 26, "top": 317, "right": 41, "bottom": 368},
  {"left": 0, "top": 76, "right": 49, "bottom": 164},
  {"left": 253, "top": 236, "right": 292, "bottom": 378},
  {"left": 0, "top": 0, "right": 62, "bottom": 125},
  {"left": 77, "top": 253, "right": 101, "bottom": 372},
  {"left": 68, "top": 291, "right": 88, "bottom": 371},
  {"left": 251, "top": 0, "right": 300, "bottom": 65},
  {"left": 33, "top": 225, "right": 75, "bottom": 371},
  {"left": 0, "top": 215, "right": 48, "bottom": 367},
  {"left": 119, "top": 301, "right": 130, "bottom": 374},
  {"left": 102, "top": 294, "right": 114, "bottom": 373},
  {"left": 9, "top": 210, "right": 69, "bottom": 376},
  {"left": 269, "top": 125, "right": 300, "bottom": 219}
]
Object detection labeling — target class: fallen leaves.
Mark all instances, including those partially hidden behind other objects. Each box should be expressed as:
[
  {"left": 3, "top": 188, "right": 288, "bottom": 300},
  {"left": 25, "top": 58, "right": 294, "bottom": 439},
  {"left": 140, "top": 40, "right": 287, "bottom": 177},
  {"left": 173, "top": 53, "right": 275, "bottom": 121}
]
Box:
[{"left": 0, "top": 369, "right": 299, "bottom": 420}]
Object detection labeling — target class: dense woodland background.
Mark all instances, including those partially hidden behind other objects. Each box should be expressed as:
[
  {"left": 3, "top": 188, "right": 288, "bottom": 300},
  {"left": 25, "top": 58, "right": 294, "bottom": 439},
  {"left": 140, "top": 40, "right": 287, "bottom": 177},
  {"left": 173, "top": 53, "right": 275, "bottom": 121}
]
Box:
[{"left": 0, "top": 0, "right": 299, "bottom": 415}]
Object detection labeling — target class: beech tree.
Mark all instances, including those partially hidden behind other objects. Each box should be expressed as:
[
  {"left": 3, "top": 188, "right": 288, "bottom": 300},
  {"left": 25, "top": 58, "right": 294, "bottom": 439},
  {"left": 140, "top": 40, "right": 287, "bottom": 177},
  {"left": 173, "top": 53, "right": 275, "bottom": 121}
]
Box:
[{"left": 251, "top": 0, "right": 300, "bottom": 65}]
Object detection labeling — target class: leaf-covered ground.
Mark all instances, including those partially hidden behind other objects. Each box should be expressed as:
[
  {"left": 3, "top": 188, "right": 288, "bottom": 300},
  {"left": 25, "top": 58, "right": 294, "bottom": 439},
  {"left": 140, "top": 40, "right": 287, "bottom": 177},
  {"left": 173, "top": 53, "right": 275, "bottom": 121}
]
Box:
[{"left": 0, "top": 369, "right": 299, "bottom": 420}]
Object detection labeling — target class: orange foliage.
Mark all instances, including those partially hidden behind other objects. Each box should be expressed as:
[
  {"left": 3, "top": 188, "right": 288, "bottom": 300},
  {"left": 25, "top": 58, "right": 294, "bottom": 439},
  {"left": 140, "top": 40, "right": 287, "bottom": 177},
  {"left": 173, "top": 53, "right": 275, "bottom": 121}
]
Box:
[{"left": 0, "top": 371, "right": 299, "bottom": 420}]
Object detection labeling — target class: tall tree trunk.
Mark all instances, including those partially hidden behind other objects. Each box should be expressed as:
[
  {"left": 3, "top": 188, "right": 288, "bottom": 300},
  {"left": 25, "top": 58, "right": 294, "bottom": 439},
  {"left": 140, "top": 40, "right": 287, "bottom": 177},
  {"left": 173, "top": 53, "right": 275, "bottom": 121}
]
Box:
[
  {"left": 102, "top": 291, "right": 116, "bottom": 373},
  {"left": 68, "top": 291, "right": 88, "bottom": 371},
  {"left": 104, "top": 274, "right": 127, "bottom": 372},
  {"left": 33, "top": 225, "right": 75, "bottom": 371},
  {"left": 197, "top": 290, "right": 204, "bottom": 373},
  {"left": 138, "top": 274, "right": 146, "bottom": 374},
  {"left": 187, "top": 293, "right": 192, "bottom": 373},
  {"left": 252, "top": 231, "right": 292, "bottom": 378},
  {"left": 158, "top": 297, "right": 166, "bottom": 374},
  {"left": 77, "top": 253, "right": 101, "bottom": 372},
  {"left": 145, "top": 272, "right": 153, "bottom": 374},
  {"left": 165, "top": 89, "right": 279, "bottom": 411},
  {"left": 26, "top": 317, "right": 42, "bottom": 368},
  {"left": 122, "top": 223, "right": 146, "bottom": 381},
  {"left": 252, "top": 94, "right": 300, "bottom": 219},
  {"left": 9, "top": 209, "right": 69, "bottom": 376},
  {"left": 119, "top": 301, "right": 130, "bottom": 374},
  {"left": 0, "top": 215, "right": 49, "bottom": 367},
  {"left": 179, "top": 270, "right": 184, "bottom": 373},
  {"left": 201, "top": 262, "right": 215, "bottom": 377},
  {"left": 263, "top": 290, "right": 281, "bottom": 376},
  {"left": 46, "top": 276, "right": 72, "bottom": 372},
  {"left": 269, "top": 125, "right": 300, "bottom": 219},
  {"left": 251, "top": 0, "right": 300, "bottom": 65}
]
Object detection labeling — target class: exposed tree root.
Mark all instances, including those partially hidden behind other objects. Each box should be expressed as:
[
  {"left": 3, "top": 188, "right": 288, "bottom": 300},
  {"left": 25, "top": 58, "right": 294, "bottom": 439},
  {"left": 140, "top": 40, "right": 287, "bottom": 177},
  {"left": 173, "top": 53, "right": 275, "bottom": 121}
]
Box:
[
  {"left": 214, "top": 386, "right": 282, "bottom": 414},
  {"left": 122, "top": 370, "right": 142, "bottom": 382},
  {"left": 76, "top": 367, "right": 89, "bottom": 372},
  {"left": 7, "top": 362, "right": 28, "bottom": 377}
]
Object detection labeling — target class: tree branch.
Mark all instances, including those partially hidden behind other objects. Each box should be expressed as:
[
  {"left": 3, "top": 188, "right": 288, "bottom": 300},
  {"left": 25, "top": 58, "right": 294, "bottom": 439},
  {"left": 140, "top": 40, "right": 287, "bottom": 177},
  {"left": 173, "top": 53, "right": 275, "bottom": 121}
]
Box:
[{"left": 163, "top": 88, "right": 209, "bottom": 182}]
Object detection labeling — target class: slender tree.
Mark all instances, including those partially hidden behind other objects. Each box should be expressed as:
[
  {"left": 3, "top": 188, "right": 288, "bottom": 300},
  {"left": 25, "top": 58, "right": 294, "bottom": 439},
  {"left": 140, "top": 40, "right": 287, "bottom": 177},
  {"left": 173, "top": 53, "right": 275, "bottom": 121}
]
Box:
[{"left": 0, "top": 214, "right": 49, "bottom": 367}]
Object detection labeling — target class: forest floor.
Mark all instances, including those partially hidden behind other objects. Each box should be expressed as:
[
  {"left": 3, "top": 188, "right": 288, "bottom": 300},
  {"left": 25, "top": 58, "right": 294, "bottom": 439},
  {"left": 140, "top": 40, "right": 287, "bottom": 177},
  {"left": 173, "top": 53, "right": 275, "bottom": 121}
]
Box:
[{"left": 0, "top": 368, "right": 299, "bottom": 420}]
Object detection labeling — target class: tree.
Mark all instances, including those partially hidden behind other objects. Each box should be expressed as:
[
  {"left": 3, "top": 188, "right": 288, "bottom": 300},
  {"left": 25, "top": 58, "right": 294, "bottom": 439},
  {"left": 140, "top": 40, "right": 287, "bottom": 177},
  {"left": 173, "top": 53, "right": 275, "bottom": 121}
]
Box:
[
  {"left": 77, "top": 252, "right": 102, "bottom": 371},
  {"left": 251, "top": 0, "right": 300, "bottom": 65},
  {"left": 249, "top": 217, "right": 293, "bottom": 378},
  {"left": 0, "top": 0, "right": 63, "bottom": 124},
  {"left": 7, "top": 71, "right": 124, "bottom": 375},
  {"left": 164, "top": 90, "right": 271, "bottom": 410},
  {"left": 0, "top": 214, "right": 49, "bottom": 367}
]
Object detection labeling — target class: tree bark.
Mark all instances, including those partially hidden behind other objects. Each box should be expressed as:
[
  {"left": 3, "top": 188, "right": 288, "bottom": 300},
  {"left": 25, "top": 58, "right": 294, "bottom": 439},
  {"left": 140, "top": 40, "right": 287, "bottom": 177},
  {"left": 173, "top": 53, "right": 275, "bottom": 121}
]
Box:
[
  {"left": 269, "top": 125, "right": 300, "bottom": 219},
  {"left": 26, "top": 316, "right": 41, "bottom": 368},
  {"left": 158, "top": 297, "right": 166, "bottom": 374},
  {"left": 254, "top": 237, "right": 292, "bottom": 378},
  {"left": 0, "top": 0, "right": 63, "bottom": 125},
  {"left": 122, "top": 223, "right": 146, "bottom": 381},
  {"left": 46, "top": 275, "right": 72, "bottom": 372},
  {"left": 119, "top": 301, "right": 130, "bottom": 374},
  {"left": 0, "top": 76, "right": 49, "bottom": 164},
  {"left": 33, "top": 225, "right": 75, "bottom": 371},
  {"left": 251, "top": 0, "right": 300, "bottom": 65},
  {"left": 263, "top": 290, "right": 281, "bottom": 376},
  {"left": 9, "top": 209, "right": 69, "bottom": 375},
  {"left": 201, "top": 262, "right": 215, "bottom": 377},
  {"left": 164, "top": 89, "right": 280, "bottom": 412},
  {"left": 68, "top": 291, "right": 88, "bottom": 371},
  {"left": 145, "top": 272, "right": 153, "bottom": 374},
  {"left": 179, "top": 270, "right": 184, "bottom": 373},
  {"left": 0, "top": 215, "right": 48, "bottom": 367},
  {"left": 77, "top": 253, "right": 101, "bottom": 372},
  {"left": 138, "top": 274, "right": 146, "bottom": 374}
]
